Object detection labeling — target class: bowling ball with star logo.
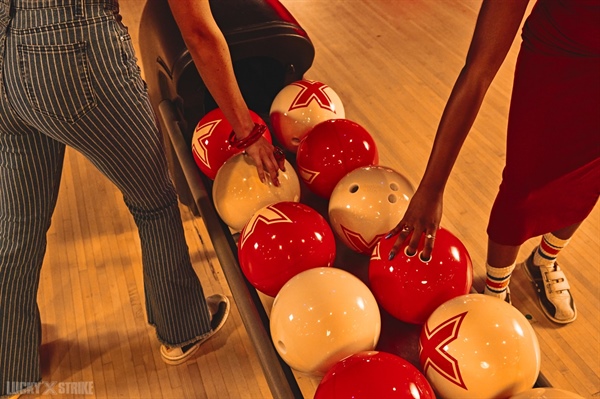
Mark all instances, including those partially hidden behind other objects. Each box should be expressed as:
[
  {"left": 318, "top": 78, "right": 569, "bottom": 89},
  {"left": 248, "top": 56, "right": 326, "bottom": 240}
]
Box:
[
  {"left": 419, "top": 294, "right": 541, "bottom": 398},
  {"left": 328, "top": 165, "right": 414, "bottom": 255},
  {"left": 191, "top": 108, "right": 272, "bottom": 180},
  {"left": 238, "top": 201, "right": 336, "bottom": 297},
  {"left": 368, "top": 227, "right": 473, "bottom": 325},
  {"left": 296, "top": 118, "right": 379, "bottom": 199},
  {"left": 269, "top": 79, "right": 345, "bottom": 152}
]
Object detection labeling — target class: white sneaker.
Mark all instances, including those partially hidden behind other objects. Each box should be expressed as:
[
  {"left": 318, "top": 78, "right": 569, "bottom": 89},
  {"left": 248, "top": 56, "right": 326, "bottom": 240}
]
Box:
[
  {"left": 521, "top": 252, "right": 576, "bottom": 324},
  {"left": 160, "top": 294, "right": 231, "bottom": 365}
]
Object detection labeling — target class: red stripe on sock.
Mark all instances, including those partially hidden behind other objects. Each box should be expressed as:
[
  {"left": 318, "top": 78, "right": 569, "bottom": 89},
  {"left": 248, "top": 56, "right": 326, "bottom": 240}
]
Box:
[
  {"left": 540, "top": 240, "right": 561, "bottom": 256},
  {"left": 486, "top": 279, "right": 508, "bottom": 290}
]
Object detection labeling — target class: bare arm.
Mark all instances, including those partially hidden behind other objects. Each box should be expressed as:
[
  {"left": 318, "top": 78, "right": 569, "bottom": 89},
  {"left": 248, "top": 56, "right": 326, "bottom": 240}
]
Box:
[
  {"left": 167, "top": 0, "right": 284, "bottom": 184},
  {"left": 389, "top": 0, "right": 531, "bottom": 260}
]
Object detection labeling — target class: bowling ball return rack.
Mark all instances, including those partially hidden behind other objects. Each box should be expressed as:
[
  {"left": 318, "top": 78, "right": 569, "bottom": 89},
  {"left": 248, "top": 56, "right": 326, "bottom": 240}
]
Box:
[{"left": 138, "top": 0, "right": 551, "bottom": 396}]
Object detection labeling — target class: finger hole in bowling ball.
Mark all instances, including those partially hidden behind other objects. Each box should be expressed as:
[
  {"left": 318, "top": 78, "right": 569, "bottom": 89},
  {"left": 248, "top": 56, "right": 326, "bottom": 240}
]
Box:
[
  {"left": 388, "top": 194, "right": 397, "bottom": 203},
  {"left": 349, "top": 184, "right": 359, "bottom": 193},
  {"left": 389, "top": 182, "right": 399, "bottom": 191},
  {"left": 419, "top": 251, "right": 431, "bottom": 263},
  {"left": 291, "top": 138, "right": 301, "bottom": 146},
  {"left": 277, "top": 340, "right": 287, "bottom": 354},
  {"left": 404, "top": 246, "right": 417, "bottom": 257}
]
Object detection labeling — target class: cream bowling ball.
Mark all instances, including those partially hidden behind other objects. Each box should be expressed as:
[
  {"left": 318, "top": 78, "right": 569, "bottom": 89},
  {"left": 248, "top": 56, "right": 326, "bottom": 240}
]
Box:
[
  {"left": 419, "top": 294, "right": 541, "bottom": 398},
  {"left": 328, "top": 165, "right": 414, "bottom": 255},
  {"left": 269, "top": 79, "right": 345, "bottom": 152},
  {"left": 270, "top": 267, "right": 381, "bottom": 376},
  {"left": 212, "top": 153, "right": 301, "bottom": 232}
]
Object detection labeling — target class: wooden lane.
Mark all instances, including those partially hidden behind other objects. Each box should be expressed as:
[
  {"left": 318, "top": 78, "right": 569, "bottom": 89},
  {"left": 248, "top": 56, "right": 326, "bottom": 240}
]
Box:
[{"left": 31, "top": 1, "right": 599, "bottom": 398}]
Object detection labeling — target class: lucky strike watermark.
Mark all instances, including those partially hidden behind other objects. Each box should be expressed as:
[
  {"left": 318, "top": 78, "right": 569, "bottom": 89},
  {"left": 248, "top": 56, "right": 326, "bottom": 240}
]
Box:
[{"left": 6, "top": 381, "right": 94, "bottom": 396}]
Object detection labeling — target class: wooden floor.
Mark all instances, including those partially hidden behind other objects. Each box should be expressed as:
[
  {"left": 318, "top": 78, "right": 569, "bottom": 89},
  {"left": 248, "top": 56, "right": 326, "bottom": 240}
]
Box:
[{"left": 28, "top": 0, "right": 599, "bottom": 398}]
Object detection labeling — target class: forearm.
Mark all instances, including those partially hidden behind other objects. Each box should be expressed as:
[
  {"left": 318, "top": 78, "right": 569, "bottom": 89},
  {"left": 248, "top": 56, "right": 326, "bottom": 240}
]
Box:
[
  {"left": 419, "top": 67, "right": 493, "bottom": 194},
  {"left": 418, "top": 0, "right": 530, "bottom": 195},
  {"left": 168, "top": 0, "right": 254, "bottom": 139},
  {"left": 185, "top": 33, "right": 255, "bottom": 137},
  {"left": 168, "top": 0, "right": 290, "bottom": 184}
]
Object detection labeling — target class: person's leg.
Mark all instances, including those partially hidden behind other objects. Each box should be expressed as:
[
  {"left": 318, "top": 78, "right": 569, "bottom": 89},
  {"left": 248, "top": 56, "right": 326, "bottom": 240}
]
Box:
[
  {"left": 483, "top": 240, "right": 521, "bottom": 303},
  {"left": 68, "top": 7, "right": 217, "bottom": 349},
  {"left": 0, "top": 100, "right": 66, "bottom": 396},
  {"left": 521, "top": 223, "right": 580, "bottom": 324},
  {"left": 0, "top": 2, "right": 67, "bottom": 394},
  {"left": 3, "top": 0, "right": 227, "bottom": 364},
  {"left": 484, "top": 222, "right": 580, "bottom": 322},
  {"left": 484, "top": 29, "right": 597, "bottom": 321}
]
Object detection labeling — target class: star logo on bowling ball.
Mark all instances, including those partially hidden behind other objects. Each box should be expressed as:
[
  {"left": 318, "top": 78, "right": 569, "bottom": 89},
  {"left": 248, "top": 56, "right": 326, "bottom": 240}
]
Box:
[
  {"left": 239, "top": 205, "right": 293, "bottom": 248},
  {"left": 370, "top": 241, "right": 382, "bottom": 260},
  {"left": 289, "top": 80, "right": 337, "bottom": 113},
  {"left": 297, "top": 165, "right": 320, "bottom": 184},
  {"left": 340, "top": 225, "right": 384, "bottom": 254},
  {"left": 419, "top": 311, "right": 468, "bottom": 390},
  {"left": 192, "top": 119, "right": 222, "bottom": 168}
]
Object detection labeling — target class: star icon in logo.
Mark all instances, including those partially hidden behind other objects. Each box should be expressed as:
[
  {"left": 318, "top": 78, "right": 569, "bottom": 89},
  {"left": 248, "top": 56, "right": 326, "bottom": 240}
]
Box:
[
  {"left": 288, "top": 80, "right": 337, "bottom": 113},
  {"left": 191, "top": 119, "right": 222, "bottom": 169},
  {"left": 240, "top": 204, "right": 293, "bottom": 248},
  {"left": 420, "top": 311, "right": 468, "bottom": 390}
]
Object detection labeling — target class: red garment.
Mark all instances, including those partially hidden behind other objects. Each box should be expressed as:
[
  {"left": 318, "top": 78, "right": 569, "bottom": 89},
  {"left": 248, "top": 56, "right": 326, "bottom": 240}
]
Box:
[{"left": 487, "top": 0, "right": 600, "bottom": 245}]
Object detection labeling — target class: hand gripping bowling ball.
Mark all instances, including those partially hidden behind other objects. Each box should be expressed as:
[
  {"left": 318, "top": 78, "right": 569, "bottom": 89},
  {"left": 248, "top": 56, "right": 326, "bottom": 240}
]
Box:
[
  {"left": 191, "top": 108, "right": 272, "bottom": 179},
  {"left": 510, "top": 388, "right": 585, "bottom": 399},
  {"left": 270, "top": 267, "right": 381, "bottom": 376},
  {"left": 238, "top": 201, "right": 336, "bottom": 297},
  {"left": 328, "top": 166, "right": 414, "bottom": 255},
  {"left": 296, "top": 119, "right": 379, "bottom": 199},
  {"left": 213, "top": 153, "right": 301, "bottom": 232},
  {"left": 419, "top": 294, "right": 541, "bottom": 398},
  {"left": 368, "top": 227, "right": 473, "bottom": 325},
  {"left": 314, "top": 351, "right": 435, "bottom": 399},
  {"left": 269, "top": 79, "right": 345, "bottom": 152}
]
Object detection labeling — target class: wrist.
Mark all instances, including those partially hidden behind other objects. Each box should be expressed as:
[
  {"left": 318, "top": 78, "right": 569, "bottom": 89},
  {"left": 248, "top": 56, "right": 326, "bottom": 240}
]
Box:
[
  {"left": 229, "top": 123, "right": 267, "bottom": 149},
  {"left": 416, "top": 182, "right": 445, "bottom": 198},
  {"left": 233, "top": 119, "right": 257, "bottom": 140}
]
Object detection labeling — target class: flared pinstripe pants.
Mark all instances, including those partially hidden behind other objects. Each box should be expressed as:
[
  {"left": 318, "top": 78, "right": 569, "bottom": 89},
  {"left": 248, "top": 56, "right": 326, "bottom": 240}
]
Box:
[{"left": 0, "top": 0, "right": 212, "bottom": 394}]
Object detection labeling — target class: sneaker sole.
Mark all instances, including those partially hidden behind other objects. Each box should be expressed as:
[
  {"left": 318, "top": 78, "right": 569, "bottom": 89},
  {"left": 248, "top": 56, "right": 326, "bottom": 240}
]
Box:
[
  {"left": 160, "top": 295, "right": 231, "bottom": 365},
  {"left": 160, "top": 341, "right": 202, "bottom": 366},
  {"left": 520, "top": 261, "right": 577, "bottom": 324}
]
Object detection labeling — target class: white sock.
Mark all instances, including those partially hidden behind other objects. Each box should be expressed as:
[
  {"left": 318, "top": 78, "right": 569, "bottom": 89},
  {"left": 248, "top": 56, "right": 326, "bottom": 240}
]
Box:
[
  {"left": 483, "top": 263, "right": 516, "bottom": 300},
  {"left": 533, "top": 233, "right": 570, "bottom": 269}
]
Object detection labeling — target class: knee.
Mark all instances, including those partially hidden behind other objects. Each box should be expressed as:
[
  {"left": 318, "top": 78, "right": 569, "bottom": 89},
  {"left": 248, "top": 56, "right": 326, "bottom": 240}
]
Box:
[{"left": 124, "top": 186, "right": 180, "bottom": 222}]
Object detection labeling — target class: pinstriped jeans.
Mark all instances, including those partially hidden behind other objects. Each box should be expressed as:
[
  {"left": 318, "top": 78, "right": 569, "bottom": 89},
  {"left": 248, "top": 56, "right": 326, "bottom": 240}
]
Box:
[{"left": 0, "top": 0, "right": 212, "bottom": 394}]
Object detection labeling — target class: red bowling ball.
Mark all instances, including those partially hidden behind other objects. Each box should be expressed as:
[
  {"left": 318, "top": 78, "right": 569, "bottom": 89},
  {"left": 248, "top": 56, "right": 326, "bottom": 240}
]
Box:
[
  {"left": 191, "top": 108, "right": 272, "bottom": 179},
  {"left": 296, "top": 119, "right": 379, "bottom": 199},
  {"left": 369, "top": 227, "right": 473, "bottom": 325},
  {"left": 238, "top": 201, "right": 336, "bottom": 297},
  {"left": 314, "top": 351, "right": 435, "bottom": 399}
]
